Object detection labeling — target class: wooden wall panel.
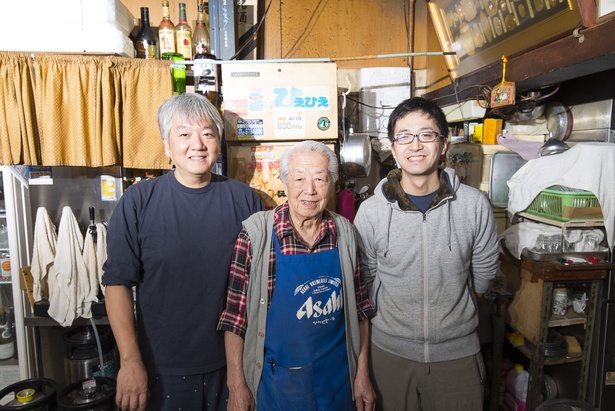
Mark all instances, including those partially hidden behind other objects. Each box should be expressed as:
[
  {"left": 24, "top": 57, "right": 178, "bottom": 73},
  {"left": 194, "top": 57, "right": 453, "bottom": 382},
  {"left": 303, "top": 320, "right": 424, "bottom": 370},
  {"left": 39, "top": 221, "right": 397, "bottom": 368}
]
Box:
[
  {"left": 119, "top": 0, "right": 451, "bottom": 88},
  {"left": 261, "top": 0, "right": 410, "bottom": 69}
]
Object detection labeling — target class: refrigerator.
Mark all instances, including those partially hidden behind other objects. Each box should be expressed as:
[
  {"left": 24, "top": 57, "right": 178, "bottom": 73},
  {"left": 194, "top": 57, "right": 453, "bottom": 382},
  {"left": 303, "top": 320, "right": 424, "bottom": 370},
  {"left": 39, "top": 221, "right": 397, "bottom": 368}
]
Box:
[
  {"left": 0, "top": 166, "right": 124, "bottom": 390},
  {"left": 0, "top": 166, "right": 36, "bottom": 389},
  {"left": 588, "top": 254, "right": 615, "bottom": 409}
]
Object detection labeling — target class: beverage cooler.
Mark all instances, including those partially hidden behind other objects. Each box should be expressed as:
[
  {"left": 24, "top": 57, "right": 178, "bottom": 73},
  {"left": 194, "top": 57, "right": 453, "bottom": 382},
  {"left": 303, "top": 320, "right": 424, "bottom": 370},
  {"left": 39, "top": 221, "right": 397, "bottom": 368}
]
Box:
[
  {"left": 0, "top": 166, "right": 36, "bottom": 389},
  {"left": 0, "top": 166, "right": 124, "bottom": 391}
]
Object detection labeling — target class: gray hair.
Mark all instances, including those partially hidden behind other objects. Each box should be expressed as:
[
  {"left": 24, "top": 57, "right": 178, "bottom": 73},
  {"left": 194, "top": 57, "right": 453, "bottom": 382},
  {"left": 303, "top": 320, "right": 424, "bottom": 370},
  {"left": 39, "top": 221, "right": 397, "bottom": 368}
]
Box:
[
  {"left": 157, "top": 94, "right": 223, "bottom": 144},
  {"left": 279, "top": 140, "right": 339, "bottom": 185}
]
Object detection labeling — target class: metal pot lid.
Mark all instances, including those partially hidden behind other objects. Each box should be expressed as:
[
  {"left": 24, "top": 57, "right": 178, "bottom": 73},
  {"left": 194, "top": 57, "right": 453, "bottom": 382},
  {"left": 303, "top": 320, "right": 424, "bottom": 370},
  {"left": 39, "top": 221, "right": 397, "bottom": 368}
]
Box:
[
  {"left": 58, "top": 378, "right": 115, "bottom": 407},
  {"left": 545, "top": 102, "right": 573, "bottom": 141}
]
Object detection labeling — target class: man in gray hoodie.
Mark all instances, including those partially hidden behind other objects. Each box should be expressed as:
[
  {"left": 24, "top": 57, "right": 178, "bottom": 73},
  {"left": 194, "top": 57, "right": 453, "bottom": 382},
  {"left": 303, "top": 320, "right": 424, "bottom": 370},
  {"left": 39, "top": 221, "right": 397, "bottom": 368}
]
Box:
[{"left": 354, "top": 97, "right": 499, "bottom": 411}]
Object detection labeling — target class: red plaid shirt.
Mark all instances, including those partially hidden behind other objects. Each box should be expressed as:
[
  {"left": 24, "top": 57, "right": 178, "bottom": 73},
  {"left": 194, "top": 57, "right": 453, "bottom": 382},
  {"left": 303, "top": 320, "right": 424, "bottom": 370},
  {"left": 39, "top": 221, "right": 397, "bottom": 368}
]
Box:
[{"left": 218, "top": 202, "right": 374, "bottom": 337}]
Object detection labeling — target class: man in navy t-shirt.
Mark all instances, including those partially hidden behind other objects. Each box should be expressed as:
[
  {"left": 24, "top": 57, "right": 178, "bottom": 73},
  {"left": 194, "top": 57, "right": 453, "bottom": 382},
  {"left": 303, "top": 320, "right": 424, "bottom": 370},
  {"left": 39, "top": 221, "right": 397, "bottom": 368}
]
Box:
[{"left": 102, "top": 93, "right": 263, "bottom": 411}]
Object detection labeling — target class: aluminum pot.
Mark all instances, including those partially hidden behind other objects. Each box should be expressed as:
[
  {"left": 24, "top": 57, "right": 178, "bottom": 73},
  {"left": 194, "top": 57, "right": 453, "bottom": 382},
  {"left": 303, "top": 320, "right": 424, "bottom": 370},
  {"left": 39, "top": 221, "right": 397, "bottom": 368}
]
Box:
[{"left": 340, "top": 133, "right": 372, "bottom": 178}]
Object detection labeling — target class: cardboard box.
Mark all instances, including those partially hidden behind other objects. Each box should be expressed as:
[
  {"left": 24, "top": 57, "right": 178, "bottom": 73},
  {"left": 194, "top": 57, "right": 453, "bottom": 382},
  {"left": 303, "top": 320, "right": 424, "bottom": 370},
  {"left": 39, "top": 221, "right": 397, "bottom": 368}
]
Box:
[
  {"left": 222, "top": 62, "right": 338, "bottom": 141},
  {"left": 0, "top": 0, "right": 134, "bottom": 56},
  {"left": 482, "top": 118, "right": 504, "bottom": 144}
]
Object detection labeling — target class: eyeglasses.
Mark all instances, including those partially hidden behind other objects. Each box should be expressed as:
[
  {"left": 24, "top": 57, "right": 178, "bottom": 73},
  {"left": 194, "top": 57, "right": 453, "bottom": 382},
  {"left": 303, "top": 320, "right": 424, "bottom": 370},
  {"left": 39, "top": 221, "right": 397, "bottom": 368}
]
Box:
[{"left": 393, "top": 131, "right": 443, "bottom": 145}]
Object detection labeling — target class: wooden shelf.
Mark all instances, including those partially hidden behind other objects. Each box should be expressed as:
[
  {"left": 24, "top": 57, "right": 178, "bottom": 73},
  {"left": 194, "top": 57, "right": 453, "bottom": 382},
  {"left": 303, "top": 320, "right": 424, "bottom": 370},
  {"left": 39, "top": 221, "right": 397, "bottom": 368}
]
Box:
[
  {"left": 549, "top": 310, "right": 587, "bottom": 327},
  {"left": 517, "top": 344, "right": 583, "bottom": 366},
  {"left": 518, "top": 212, "right": 604, "bottom": 229},
  {"left": 423, "top": 16, "right": 615, "bottom": 105}
]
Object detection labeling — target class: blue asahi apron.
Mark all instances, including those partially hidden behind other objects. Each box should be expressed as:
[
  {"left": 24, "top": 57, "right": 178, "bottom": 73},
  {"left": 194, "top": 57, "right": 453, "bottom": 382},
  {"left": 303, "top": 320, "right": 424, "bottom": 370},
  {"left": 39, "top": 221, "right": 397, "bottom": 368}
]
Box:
[{"left": 256, "top": 234, "right": 354, "bottom": 411}]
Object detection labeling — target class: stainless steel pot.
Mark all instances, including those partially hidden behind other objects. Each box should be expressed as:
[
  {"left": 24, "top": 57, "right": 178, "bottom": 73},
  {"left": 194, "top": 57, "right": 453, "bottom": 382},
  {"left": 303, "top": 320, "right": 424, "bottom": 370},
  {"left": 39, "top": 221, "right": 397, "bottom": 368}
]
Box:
[{"left": 340, "top": 133, "right": 372, "bottom": 178}]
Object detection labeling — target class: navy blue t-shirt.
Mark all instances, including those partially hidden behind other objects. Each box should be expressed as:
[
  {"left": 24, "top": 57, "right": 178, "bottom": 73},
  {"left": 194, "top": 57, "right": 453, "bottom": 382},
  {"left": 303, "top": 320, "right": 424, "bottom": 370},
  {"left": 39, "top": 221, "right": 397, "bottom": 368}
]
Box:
[
  {"left": 407, "top": 190, "right": 438, "bottom": 214},
  {"left": 102, "top": 171, "right": 263, "bottom": 375}
]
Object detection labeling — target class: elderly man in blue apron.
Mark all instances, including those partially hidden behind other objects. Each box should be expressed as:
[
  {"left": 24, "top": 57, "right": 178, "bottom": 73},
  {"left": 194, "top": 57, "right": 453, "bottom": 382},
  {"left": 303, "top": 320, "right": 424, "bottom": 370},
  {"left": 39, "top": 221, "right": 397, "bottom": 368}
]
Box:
[{"left": 218, "top": 140, "right": 376, "bottom": 411}]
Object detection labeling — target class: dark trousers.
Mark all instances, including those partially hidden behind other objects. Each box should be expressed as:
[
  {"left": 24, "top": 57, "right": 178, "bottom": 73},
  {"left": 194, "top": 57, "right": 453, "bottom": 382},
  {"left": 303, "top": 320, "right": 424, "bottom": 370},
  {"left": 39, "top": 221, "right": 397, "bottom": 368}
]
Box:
[{"left": 147, "top": 367, "right": 229, "bottom": 411}]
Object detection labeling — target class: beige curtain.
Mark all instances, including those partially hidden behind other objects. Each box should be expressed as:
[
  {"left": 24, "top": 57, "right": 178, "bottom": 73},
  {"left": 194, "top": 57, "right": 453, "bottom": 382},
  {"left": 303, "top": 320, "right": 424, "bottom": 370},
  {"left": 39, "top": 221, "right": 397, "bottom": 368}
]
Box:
[
  {"left": 0, "top": 52, "right": 39, "bottom": 165},
  {"left": 0, "top": 53, "right": 174, "bottom": 168},
  {"left": 31, "top": 55, "right": 120, "bottom": 166},
  {"left": 113, "top": 58, "right": 174, "bottom": 170}
]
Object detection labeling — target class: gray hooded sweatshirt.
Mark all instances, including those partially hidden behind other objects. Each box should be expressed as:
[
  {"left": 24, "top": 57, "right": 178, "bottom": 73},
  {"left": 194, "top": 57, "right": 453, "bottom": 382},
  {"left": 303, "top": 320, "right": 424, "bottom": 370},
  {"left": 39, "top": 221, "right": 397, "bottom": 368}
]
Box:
[{"left": 354, "top": 167, "right": 498, "bottom": 363}]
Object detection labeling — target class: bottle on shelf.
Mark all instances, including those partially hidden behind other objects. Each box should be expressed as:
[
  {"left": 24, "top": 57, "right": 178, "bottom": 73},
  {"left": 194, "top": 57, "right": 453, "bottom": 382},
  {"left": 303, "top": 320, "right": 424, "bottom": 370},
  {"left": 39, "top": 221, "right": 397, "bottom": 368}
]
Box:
[
  {"left": 134, "top": 7, "right": 158, "bottom": 59},
  {"left": 193, "top": 1, "right": 218, "bottom": 106},
  {"left": 176, "top": 3, "right": 193, "bottom": 60},
  {"left": 192, "top": 1, "right": 210, "bottom": 58},
  {"left": 503, "top": 363, "right": 529, "bottom": 411},
  {"left": 161, "top": 52, "right": 186, "bottom": 95},
  {"left": 0, "top": 306, "right": 14, "bottom": 360},
  {"left": 129, "top": 17, "right": 141, "bottom": 44},
  {"left": 158, "top": 0, "right": 176, "bottom": 55}
]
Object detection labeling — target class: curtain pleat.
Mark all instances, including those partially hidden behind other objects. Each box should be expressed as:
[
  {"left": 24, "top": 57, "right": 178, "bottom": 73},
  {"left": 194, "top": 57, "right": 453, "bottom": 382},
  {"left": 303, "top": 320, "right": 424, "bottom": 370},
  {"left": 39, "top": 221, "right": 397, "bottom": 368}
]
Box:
[
  {"left": 0, "top": 52, "right": 39, "bottom": 165},
  {"left": 113, "top": 58, "right": 174, "bottom": 170},
  {"left": 32, "top": 55, "right": 120, "bottom": 166}
]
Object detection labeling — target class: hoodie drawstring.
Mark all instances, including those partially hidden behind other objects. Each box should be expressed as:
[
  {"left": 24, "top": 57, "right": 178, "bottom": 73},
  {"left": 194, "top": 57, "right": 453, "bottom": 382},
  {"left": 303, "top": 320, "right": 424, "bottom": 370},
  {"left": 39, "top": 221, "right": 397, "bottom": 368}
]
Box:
[
  {"left": 447, "top": 200, "right": 452, "bottom": 251},
  {"left": 384, "top": 205, "right": 393, "bottom": 257}
]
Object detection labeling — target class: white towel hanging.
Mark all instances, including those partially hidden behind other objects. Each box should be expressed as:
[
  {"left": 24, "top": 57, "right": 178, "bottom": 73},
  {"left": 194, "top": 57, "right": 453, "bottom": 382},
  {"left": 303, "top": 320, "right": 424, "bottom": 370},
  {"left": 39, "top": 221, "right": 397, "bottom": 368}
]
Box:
[
  {"left": 31, "top": 207, "right": 57, "bottom": 302},
  {"left": 47, "top": 206, "right": 89, "bottom": 327}
]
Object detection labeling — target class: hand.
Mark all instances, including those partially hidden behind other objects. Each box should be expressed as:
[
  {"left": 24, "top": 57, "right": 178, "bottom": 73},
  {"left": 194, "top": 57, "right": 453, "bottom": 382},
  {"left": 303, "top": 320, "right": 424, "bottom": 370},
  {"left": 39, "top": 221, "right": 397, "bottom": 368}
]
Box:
[
  {"left": 353, "top": 371, "right": 376, "bottom": 411},
  {"left": 227, "top": 383, "right": 255, "bottom": 411},
  {"left": 115, "top": 360, "right": 149, "bottom": 410}
]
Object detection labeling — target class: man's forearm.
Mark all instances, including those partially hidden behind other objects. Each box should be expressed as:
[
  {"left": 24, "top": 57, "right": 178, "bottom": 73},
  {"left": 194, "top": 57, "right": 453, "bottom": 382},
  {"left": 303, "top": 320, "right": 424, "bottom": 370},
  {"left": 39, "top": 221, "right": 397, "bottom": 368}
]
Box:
[
  {"left": 105, "top": 285, "right": 142, "bottom": 364},
  {"left": 225, "top": 331, "right": 248, "bottom": 389},
  {"left": 357, "top": 318, "right": 370, "bottom": 373}
]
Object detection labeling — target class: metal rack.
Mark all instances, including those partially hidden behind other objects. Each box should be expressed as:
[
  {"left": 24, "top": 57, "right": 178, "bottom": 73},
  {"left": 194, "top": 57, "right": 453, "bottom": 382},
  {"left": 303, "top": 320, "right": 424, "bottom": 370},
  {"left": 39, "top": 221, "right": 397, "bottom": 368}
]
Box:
[{"left": 502, "top": 213, "right": 612, "bottom": 409}]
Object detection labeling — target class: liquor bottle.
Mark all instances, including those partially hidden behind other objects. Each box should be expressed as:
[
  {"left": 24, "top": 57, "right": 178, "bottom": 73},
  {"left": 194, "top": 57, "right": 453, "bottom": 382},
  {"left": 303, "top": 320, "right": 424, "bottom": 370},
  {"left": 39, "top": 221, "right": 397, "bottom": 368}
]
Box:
[
  {"left": 0, "top": 306, "right": 14, "bottom": 360},
  {"left": 158, "top": 0, "right": 176, "bottom": 55},
  {"left": 192, "top": 1, "right": 210, "bottom": 57},
  {"left": 134, "top": 7, "right": 158, "bottom": 59},
  {"left": 161, "top": 52, "right": 186, "bottom": 95},
  {"left": 175, "top": 3, "right": 193, "bottom": 60},
  {"left": 129, "top": 17, "right": 141, "bottom": 43}
]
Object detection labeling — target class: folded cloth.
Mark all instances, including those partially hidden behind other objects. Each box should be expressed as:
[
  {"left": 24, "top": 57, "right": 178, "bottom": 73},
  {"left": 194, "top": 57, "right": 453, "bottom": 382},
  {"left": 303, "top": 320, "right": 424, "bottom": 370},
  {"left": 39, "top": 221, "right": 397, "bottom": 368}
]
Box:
[
  {"left": 47, "top": 206, "right": 89, "bottom": 327},
  {"left": 31, "top": 207, "right": 57, "bottom": 302},
  {"left": 507, "top": 142, "right": 615, "bottom": 248},
  {"left": 497, "top": 133, "right": 544, "bottom": 160}
]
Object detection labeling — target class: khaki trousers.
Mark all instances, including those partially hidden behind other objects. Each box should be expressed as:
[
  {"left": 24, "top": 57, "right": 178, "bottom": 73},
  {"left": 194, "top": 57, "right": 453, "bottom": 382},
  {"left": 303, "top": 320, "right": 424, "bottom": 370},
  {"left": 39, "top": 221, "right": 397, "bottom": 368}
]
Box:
[{"left": 370, "top": 343, "right": 486, "bottom": 411}]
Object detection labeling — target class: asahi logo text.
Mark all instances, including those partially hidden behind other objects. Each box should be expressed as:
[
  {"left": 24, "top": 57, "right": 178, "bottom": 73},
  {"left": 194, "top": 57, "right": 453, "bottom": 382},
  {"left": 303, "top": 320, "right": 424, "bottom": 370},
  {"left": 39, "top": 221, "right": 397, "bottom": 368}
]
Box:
[
  {"left": 295, "top": 277, "right": 343, "bottom": 320},
  {"left": 297, "top": 291, "right": 343, "bottom": 320}
]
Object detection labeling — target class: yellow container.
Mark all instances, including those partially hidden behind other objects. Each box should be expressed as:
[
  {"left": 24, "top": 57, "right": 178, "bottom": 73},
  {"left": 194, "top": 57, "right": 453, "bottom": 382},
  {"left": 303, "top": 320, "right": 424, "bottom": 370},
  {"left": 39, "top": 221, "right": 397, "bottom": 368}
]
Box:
[
  {"left": 472, "top": 124, "right": 483, "bottom": 143},
  {"left": 483, "top": 118, "right": 503, "bottom": 144}
]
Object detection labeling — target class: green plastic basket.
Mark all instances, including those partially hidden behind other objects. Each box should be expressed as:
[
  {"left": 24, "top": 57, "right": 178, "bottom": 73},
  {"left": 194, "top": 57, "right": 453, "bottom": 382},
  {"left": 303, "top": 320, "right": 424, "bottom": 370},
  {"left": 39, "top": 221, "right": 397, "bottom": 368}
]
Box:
[{"left": 525, "top": 186, "right": 602, "bottom": 221}]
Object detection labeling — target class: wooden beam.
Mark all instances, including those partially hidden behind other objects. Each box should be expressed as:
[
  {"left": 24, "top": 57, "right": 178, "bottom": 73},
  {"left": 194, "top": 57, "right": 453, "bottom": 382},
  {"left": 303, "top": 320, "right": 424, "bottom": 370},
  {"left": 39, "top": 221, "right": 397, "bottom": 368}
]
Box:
[{"left": 424, "top": 17, "right": 615, "bottom": 106}]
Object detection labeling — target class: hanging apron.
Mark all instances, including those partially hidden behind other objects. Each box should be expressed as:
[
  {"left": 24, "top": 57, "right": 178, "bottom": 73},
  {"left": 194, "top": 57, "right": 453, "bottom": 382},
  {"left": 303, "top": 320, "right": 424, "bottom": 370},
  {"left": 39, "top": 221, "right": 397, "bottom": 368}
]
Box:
[{"left": 256, "top": 234, "right": 354, "bottom": 411}]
